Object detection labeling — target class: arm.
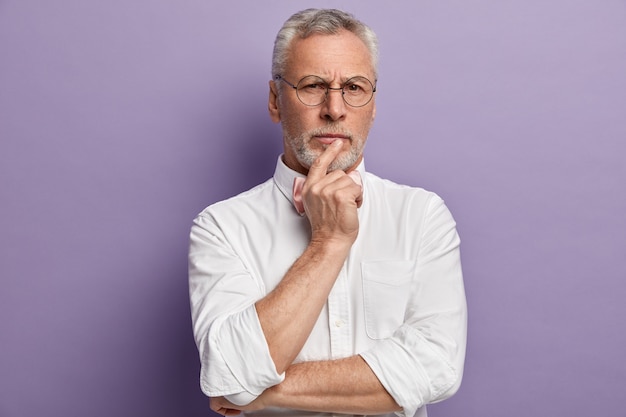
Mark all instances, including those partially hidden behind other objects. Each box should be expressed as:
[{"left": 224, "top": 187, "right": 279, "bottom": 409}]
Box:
[
  {"left": 211, "top": 355, "right": 401, "bottom": 415},
  {"left": 256, "top": 140, "right": 363, "bottom": 374}
]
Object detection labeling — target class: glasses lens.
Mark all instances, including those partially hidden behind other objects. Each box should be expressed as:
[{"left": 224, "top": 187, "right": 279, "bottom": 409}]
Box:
[
  {"left": 343, "top": 77, "right": 374, "bottom": 107},
  {"left": 296, "top": 76, "right": 327, "bottom": 106}
]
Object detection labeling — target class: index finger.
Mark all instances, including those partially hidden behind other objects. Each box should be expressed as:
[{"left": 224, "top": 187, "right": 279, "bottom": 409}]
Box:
[{"left": 306, "top": 140, "right": 344, "bottom": 181}]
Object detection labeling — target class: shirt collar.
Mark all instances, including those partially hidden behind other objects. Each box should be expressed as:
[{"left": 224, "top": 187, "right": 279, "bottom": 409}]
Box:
[{"left": 273, "top": 154, "right": 366, "bottom": 208}]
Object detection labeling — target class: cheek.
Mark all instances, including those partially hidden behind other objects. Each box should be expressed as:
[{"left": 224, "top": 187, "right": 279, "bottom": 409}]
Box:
[
  {"left": 283, "top": 110, "right": 317, "bottom": 135},
  {"left": 357, "top": 112, "right": 375, "bottom": 135}
]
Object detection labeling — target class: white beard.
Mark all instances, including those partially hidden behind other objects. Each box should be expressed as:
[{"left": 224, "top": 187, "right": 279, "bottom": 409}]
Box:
[{"left": 286, "top": 125, "right": 365, "bottom": 172}]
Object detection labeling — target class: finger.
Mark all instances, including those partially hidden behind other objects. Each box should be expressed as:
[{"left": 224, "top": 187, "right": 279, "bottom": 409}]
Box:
[
  {"left": 316, "top": 168, "right": 362, "bottom": 198},
  {"left": 214, "top": 406, "right": 241, "bottom": 416},
  {"left": 210, "top": 397, "right": 232, "bottom": 413},
  {"left": 306, "top": 140, "right": 344, "bottom": 182},
  {"left": 355, "top": 188, "right": 363, "bottom": 208},
  {"left": 304, "top": 172, "right": 363, "bottom": 216}
]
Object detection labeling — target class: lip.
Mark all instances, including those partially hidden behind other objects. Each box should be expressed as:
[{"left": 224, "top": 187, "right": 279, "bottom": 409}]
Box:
[{"left": 313, "top": 134, "right": 350, "bottom": 145}]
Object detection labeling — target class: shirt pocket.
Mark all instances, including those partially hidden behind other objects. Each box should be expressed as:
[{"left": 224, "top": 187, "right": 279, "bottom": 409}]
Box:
[{"left": 361, "top": 260, "right": 416, "bottom": 340}]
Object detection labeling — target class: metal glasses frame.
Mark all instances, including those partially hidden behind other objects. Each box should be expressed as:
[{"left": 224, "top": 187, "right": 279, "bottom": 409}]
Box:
[{"left": 275, "top": 74, "right": 377, "bottom": 108}]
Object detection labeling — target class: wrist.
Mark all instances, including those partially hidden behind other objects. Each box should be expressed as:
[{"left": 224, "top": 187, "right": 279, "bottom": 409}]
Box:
[
  {"left": 308, "top": 235, "right": 353, "bottom": 258},
  {"left": 262, "top": 383, "right": 284, "bottom": 409}
]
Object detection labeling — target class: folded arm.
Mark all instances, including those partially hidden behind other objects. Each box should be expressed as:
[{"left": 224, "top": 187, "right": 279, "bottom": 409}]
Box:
[
  {"left": 211, "top": 355, "right": 401, "bottom": 416},
  {"left": 192, "top": 147, "right": 466, "bottom": 415}
]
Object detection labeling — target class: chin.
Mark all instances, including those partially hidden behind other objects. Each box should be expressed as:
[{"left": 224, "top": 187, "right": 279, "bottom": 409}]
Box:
[
  {"left": 328, "top": 158, "right": 355, "bottom": 172},
  {"left": 298, "top": 153, "right": 359, "bottom": 173}
]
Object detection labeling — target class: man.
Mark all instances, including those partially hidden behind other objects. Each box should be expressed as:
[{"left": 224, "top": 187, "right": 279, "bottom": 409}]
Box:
[{"left": 189, "top": 8, "right": 467, "bottom": 417}]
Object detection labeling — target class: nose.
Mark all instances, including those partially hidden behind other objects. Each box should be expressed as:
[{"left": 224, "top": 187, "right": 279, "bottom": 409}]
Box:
[{"left": 321, "top": 87, "right": 347, "bottom": 121}]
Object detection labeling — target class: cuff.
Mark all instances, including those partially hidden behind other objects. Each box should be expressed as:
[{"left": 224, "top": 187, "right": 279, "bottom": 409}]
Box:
[{"left": 201, "top": 304, "right": 285, "bottom": 397}]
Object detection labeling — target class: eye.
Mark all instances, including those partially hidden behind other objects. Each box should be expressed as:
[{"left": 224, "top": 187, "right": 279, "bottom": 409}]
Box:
[
  {"left": 344, "top": 80, "right": 370, "bottom": 95},
  {"left": 345, "top": 83, "right": 363, "bottom": 93},
  {"left": 297, "top": 76, "right": 328, "bottom": 94},
  {"left": 303, "top": 82, "right": 326, "bottom": 91}
]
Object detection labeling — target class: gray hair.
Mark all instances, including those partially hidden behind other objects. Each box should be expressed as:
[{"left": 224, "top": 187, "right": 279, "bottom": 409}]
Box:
[{"left": 271, "top": 8, "right": 379, "bottom": 81}]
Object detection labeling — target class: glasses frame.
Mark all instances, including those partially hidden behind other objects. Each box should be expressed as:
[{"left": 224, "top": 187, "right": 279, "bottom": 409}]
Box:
[{"left": 275, "top": 74, "right": 377, "bottom": 108}]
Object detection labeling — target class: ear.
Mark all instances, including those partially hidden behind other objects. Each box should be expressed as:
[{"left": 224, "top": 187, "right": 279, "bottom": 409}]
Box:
[
  {"left": 268, "top": 80, "right": 281, "bottom": 123},
  {"left": 371, "top": 99, "right": 376, "bottom": 122}
]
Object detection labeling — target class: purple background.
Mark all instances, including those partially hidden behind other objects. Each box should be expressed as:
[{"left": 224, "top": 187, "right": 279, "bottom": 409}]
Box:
[{"left": 1, "top": 1, "right": 625, "bottom": 416}]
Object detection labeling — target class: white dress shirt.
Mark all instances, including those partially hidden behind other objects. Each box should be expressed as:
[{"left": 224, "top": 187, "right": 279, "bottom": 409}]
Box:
[{"left": 188, "top": 156, "right": 467, "bottom": 417}]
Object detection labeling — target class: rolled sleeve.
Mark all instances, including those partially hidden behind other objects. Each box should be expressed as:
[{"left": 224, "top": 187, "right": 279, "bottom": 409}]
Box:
[
  {"left": 202, "top": 304, "right": 284, "bottom": 398},
  {"left": 189, "top": 212, "right": 284, "bottom": 401},
  {"left": 360, "top": 324, "right": 462, "bottom": 417}
]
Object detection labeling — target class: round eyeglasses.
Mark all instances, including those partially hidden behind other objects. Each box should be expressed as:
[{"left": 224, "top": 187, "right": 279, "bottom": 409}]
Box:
[{"left": 275, "top": 75, "right": 377, "bottom": 108}]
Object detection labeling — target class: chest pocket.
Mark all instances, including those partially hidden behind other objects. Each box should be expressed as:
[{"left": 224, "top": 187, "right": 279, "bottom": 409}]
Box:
[{"left": 361, "top": 260, "right": 416, "bottom": 339}]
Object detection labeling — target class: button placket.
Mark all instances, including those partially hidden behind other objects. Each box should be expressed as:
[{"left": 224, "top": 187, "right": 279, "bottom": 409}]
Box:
[{"left": 328, "top": 265, "right": 352, "bottom": 359}]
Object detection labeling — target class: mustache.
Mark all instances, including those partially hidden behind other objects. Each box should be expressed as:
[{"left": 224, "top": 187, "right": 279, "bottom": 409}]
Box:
[{"left": 306, "top": 125, "right": 354, "bottom": 140}]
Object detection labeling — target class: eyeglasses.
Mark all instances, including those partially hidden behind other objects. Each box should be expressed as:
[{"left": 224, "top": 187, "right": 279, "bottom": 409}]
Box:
[{"left": 275, "top": 74, "right": 377, "bottom": 108}]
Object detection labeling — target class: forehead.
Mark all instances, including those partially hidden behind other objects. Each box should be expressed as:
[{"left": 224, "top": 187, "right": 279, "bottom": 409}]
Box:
[{"left": 286, "top": 30, "right": 375, "bottom": 80}]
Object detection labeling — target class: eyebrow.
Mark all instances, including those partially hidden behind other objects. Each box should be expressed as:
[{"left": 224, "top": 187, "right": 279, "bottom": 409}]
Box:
[{"left": 309, "top": 75, "right": 369, "bottom": 84}]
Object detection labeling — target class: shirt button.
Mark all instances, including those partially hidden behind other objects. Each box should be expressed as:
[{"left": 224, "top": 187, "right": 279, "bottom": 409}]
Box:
[{"left": 334, "top": 319, "right": 345, "bottom": 328}]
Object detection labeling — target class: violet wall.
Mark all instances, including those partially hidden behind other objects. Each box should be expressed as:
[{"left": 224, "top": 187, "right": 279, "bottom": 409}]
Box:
[{"left": 1, "top": 1, "right": 625, "bottom": 416}]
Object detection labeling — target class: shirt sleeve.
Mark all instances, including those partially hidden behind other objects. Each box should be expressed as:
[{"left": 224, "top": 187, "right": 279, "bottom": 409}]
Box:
[
  {"left": 188, "top": 211, "right": 285, "bottom": 401},
  {"left": 360, "top": 194, "right": 467, "bottom": 417}
]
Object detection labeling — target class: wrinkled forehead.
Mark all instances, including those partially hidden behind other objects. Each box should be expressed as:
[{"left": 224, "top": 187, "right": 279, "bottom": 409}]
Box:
[{"left": 285, "top": 31, "right": 376, "bottom": 81}]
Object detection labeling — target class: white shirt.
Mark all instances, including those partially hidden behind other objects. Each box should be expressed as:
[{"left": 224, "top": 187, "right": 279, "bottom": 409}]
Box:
[{"left": 189, "top": 156, "right": 467, "bottom": 417}]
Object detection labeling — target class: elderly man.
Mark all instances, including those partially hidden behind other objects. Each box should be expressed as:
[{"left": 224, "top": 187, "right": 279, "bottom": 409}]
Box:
[{"left": 189, "top": 8, "right": 467, "bottom": 417}]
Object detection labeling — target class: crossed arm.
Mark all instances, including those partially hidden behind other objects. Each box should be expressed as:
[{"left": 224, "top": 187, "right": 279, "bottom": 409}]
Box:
[
  {"left": 211, "top": 355, "right": 400, "bottom": 415},
  {"left": 198, "top": 141, "right": 466, "bottom": 415}
]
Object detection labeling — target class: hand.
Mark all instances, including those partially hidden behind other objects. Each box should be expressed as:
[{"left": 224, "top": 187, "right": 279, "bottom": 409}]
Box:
[
  {"left": 209, "top": 394, "right": 269, "bottom": 416},
  {"left": 209, "top": 396, "right": 241, "bottom": 416},
  {"left": 302, "top": 141, "right": 363, "bottom": 245}
]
